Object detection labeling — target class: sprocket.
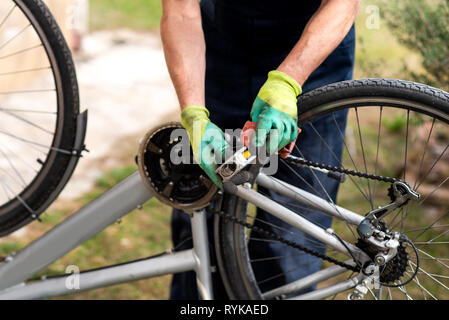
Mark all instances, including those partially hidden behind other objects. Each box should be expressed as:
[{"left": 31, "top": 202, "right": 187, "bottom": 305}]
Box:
[{"left": 356, "top": 239, "right": 408, "bottom": 284}]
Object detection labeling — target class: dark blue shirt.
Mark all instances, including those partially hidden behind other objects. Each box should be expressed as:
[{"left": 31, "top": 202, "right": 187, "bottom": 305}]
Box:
[
  {"left": 201, "top": 0, "right": 324, "bottom": 55},
  {"left": 210, "top": 0, "right": 321, "bottom": 18}
]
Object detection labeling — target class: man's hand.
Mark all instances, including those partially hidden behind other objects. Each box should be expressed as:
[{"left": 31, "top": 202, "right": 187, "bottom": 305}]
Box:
[
  {"left": 181, "top": 106, "right": 228, "bottom": 189},
  {"left": 250, "top": 70, "right": 301, "bottom": 154}
]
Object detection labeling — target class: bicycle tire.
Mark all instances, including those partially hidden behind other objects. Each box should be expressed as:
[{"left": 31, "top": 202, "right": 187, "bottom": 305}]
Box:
[
  {"left": 0, "top": 0, "right": 80, "bottom": 236},
  {"left": 215, "top": 78, "right": 449, "bottom": 300}
]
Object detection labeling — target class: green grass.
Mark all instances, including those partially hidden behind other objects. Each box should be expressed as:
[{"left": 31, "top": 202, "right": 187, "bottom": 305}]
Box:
[
  {"left": 89, "top": 0, "right": 162, "bottom": 31},
  {"left": 96, "top": 165, "right": 137, "bottom": 190},
  {"left": 57, "top": 167, "right": 173, "bottom": 299}
]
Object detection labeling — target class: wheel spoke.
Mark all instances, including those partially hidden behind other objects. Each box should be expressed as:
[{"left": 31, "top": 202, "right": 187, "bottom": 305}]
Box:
[
  {"left": 0, "top": 23, "right": 31, "bottom": 51},
  {"left": 403, "top": 109, "right": 410, "bottom": 181},
  {"left": 411, "top": 211, "right": 449, "bottom": 242},
  {"left": 404, "top": 224, "right": 449, "bottom": 233},
  {"left": 332, "top": 113, "right": 370, "bottom": 198},
  {"left": 0, "top": 175, "right": 34, "bottom": 214},
  {"left": 0, "top": 142, "right": 38, "bottom": 173},
  {"left": 307, "top": 121, "right": 372, "bottom": 204},
  {"left": 0, "top": 44, "right": 43, "bottom": 60},
  {"left": 415, "top": 142, "right": 449, "bottom": 190},
  {"left": 0, "top": 107, "right": 56, "bottom": 114},
  {"left": 0, "top": 88, "right": 55, "bottom": 95},
  {"left": 256, "top": 260, "right": 320, "bottom": 288},
  {"left": 250, "top": 252, "right": 307, "bottom": 263},
  {"left": 1, "top": 109, "right": 54, "bottom": 135},
  {"left": 405, "top": 268, "right": 436, "bottom": 300},
  {"left": 416, "top": 248, "right": 449, "bottom": 271},
  {"left": 0, "top": 66, "right": 50, "bottom": 76},
  {"left": 290, "top": 147, "right": 358, "bottom": 240},
  {"left": 413, "top": 118, "right": 435, "bottom": 189},
  {"left": 418, "top": 176, "right": 449, "bottom": 206},
  {"left": 0, "top": 4, "right": 16, "bottom": 31},
  {"left": 371, "top": 107, "right": 383, "bottom": 204},
  {"left": 354, "top": 107, "right": 374, "bottom": 209},
  {"left": 409, "top": 261, "right": 449, "bottom": 292},
  {"left": 0, "top": 144, "right": 26, "bottom": 186},
  {"left": 0, "top": 129, "right": 71, "bottom": 155}
]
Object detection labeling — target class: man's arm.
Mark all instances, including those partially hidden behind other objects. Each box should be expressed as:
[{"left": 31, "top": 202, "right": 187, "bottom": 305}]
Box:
[
  {"left": 250, "top": 0, "right": 361, "bottom": 152},
  {"left": 160, "top": 0, "right": 228, "bottom": 188},
  {"left": 277, "top": 0, "right": 361, "bottom": 86},
  {"left": 160, "top": 0, "right": 205, "bottom": 111}
]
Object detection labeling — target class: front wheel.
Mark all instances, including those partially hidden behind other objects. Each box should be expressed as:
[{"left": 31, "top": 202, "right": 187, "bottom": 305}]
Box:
[
  {"left": 0, "top": 0, "right": 81, "bottom": 236},
  {"left": 215, "top": 79, "right": 449, "bottom": 300}
]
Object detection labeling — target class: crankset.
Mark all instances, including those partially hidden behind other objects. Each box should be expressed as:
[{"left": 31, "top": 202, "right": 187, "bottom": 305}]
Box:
[{"left": 137, "top": 122, "right": 218, "bottom": 211}]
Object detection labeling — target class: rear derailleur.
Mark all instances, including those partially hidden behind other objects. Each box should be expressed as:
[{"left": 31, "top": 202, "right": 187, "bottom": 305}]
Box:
[{"left": 349, "top": 181, "right": 420, "bottom": 299}]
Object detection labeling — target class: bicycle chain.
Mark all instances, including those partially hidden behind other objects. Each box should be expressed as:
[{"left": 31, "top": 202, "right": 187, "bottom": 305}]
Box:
[
  {"left": 215, "top": 210, "right": 360, "bottom": 272},
  {"left": 215, "top": 156, "right": 405, "bottom": 276},
  {"left": 284, "top": 155, "right": 401, "bottom": 184}
]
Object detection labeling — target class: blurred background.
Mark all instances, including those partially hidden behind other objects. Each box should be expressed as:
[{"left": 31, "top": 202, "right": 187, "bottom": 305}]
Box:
[{"left": 0, "top": 0, "right": 447, "bottom": 299}]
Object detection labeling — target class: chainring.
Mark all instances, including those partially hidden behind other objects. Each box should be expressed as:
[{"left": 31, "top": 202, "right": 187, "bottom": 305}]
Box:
[{"left": 137, "top": 122, "right": 218, "bottom": 210}]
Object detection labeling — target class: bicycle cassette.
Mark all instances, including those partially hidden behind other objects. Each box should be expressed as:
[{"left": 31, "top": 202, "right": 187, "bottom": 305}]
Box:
[{"left": 137, "top": 122, "right": 218, "bottom": 211}]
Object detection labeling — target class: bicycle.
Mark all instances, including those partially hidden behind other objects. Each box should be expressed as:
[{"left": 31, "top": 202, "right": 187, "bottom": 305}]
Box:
[{"left": 0, "top": 0, "right": 449, "bottom": 300}]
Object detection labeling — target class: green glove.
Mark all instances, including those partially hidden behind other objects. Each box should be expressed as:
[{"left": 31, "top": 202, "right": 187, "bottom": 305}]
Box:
[
  {"left": 181, "top": 105, "right": 228, "bottom": 189},
  {"left": 250, "top": 70, "right": 302, "bottom": 154}
]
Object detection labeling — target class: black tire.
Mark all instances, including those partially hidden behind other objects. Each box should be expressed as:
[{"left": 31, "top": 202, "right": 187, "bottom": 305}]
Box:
[
  {"left": 215, "top": 79, "right": 449, "bottom": 300},
  {"left": 0, "top": 0, "right": 79, "bottom": 236}
]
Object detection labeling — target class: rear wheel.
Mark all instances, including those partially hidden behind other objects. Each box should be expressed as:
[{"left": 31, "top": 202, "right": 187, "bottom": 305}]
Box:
[
  {"left": 0, "top": 0, "right": 80, "bottom": 236},
  {"left": 216, "top": 79, "right": 449, "bottom": 300}
]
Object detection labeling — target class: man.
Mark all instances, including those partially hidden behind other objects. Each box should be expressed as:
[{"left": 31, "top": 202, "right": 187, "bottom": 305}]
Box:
[{"left": 160, "top": 0, "right": 360, "bottom": 299}]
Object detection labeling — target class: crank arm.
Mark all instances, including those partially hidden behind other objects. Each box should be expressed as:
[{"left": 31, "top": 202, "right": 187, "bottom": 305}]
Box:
[
  {"left": 215, "top": 146, "right": 256, "bottom": 182},
  {"left": 216, "top": 120, "right": 302, "bottom": 183}
]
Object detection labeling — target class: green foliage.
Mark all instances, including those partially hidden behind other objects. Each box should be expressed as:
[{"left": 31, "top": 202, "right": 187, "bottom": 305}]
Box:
[
  {"left": 383, "top": 115, "right": 407, "bottom": 133},
  {"left": 380, "top": 0, "right": 449, "bottom": 91},
  {"left": 354, "top": 3, "right": 417, "bottom": 80},
  {"left": 382, "top": 112, "right": 425, "bottom": 133},
  {"left": 89, "top": 0, "right": 162, "bottom": 30}
]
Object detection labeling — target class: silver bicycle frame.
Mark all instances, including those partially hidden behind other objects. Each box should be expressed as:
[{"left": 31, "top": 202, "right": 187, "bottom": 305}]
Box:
[{"left": 0, "top": 171, "right": 367, "bottom": 300}]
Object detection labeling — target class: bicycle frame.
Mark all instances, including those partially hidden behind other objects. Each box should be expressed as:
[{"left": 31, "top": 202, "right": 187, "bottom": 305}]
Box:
[{"left": 0, "top": 170, "right": 370, "bottom": 300}]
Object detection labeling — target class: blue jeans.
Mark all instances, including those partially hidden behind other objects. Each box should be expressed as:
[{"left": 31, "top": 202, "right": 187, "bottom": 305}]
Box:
[{"left": 169, "top": 2, "right": 355, "bottom": 299}]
